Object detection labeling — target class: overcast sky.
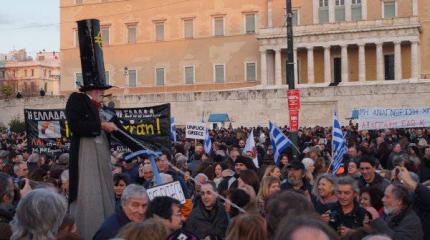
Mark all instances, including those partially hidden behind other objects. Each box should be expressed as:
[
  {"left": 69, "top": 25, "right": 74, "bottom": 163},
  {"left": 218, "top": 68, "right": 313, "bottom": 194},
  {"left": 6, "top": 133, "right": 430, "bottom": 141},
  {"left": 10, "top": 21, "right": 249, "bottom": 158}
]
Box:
[{"left": 0, "top": 0, "right": 59, "bottom": 56}]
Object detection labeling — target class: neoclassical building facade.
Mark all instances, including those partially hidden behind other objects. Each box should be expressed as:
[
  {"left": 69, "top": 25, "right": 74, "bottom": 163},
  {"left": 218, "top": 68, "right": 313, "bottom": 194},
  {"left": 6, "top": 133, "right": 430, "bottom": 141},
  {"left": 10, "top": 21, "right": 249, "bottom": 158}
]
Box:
[
  {"left": 0, "top": 51, "right": 61, "bottom": 97},
  {"left": 60, "top": 0, "right": 428, "bottom": 94}
]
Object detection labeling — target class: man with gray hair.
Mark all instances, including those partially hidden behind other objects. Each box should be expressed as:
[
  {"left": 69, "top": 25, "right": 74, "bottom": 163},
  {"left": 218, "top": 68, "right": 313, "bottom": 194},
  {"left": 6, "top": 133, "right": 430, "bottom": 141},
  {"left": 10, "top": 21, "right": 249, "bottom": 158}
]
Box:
[
  {"left": 94, "top": 184, "right": 149, "bottom": 240},
  {"left": 324, "top": 176, "right": 367, "bottom": 237},
  {"left": 365, "top": 183, "right": 423, "bottom": 240}
]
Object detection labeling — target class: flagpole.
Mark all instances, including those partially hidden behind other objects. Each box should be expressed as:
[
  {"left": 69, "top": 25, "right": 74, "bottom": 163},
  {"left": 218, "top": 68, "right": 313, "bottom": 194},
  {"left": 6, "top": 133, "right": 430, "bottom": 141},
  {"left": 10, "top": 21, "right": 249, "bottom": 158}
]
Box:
[{"left": 286, "top": 0, "right": 299, "bottom": 161}]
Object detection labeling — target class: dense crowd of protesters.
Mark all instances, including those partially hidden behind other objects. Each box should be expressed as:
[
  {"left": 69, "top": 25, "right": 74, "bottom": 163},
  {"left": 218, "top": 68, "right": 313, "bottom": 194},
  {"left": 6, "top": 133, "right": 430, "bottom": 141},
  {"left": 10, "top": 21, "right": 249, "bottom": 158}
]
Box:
[{"left": 0, "top": 125, "right": 430, "bottom": 240}]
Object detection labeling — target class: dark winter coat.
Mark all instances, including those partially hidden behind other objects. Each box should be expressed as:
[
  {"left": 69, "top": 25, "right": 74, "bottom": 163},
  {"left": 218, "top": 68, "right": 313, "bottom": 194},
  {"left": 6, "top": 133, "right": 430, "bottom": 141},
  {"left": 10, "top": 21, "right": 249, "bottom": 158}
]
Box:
[
  {"left": 413, "top": 183, "right": 430, "bottom": 240},
  {"left": 370, "top": 206, "right": 423, "bottom": 240},
  {"left": 65, "top": 92, "right": 102, "bottom": 203},
  {"left": 93, "top": 205, "right": 130, "bottom": 240},
  {"left": 185, "top": 199, "right": 229, "bottom": 239}
]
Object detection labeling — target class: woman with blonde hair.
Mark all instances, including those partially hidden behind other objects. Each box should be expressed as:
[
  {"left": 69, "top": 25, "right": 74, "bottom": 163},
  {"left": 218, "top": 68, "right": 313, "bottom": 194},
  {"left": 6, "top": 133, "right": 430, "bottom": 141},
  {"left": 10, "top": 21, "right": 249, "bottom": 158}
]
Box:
[
  {"left": 225, "top": 214, "right": 267, "bottom": 240},
  {"left": 256, "top": 176, "right": 281, "bottom": 215},
  {"left": 311, "top": 173, "right": 337, "bottom": 214},
  {"left": 263, "top": 165, "right": 282, "bottom": 179}
]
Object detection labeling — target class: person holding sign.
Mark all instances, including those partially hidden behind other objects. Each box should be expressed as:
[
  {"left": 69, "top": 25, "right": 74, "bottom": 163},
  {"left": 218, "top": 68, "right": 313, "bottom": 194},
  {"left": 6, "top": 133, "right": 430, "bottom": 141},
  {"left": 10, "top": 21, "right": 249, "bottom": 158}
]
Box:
[{"left": 65, "top": 19, "right": 118, "bottom": 240}]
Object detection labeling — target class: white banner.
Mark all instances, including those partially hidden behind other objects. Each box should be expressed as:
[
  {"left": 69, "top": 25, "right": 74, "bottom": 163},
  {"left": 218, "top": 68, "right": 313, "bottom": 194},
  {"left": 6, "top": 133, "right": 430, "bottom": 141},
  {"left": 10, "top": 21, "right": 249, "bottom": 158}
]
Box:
[
  {"left": 185, "top": 122, "right": 206, "bottom": 140},
  {"left": 146, "top": 181, "right": 186, "bottom": 204},
  {"left": 357, "top": 107, "right": 430, "bottom": 130}
]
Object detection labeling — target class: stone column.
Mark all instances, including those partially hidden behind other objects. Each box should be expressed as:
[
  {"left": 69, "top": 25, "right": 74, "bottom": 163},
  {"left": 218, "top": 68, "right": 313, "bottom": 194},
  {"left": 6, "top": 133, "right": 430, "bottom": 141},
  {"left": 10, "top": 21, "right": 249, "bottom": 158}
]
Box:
[
  {"left": 411, "top": 40, "right": 420, "bottom": 80},
  {"left": 358, "top": 43, "right": 366, "bottom": 82},
  {"left": 394, "top": 41, "right": 402, "bottom": 80},
  {"left": 341, "top": 45, "right": 349, "bottom": 82},
  {"left": 376, "top": 42, "right": 384, "bottom": 81},
  {"left": 412, "top": 0, "right": 418, "bottom": 16},
  {"left": 324, "top": 46, "right": 331, "bottom": 83},
  {"left": 362, "top": 0, "right": 367, "bottom": 20},
  {"left": 260, "top": 49, "right": 267, "bottom": 85},
  {"left": 329, "top": 0, "right": 336, "bottom": 23},
  {"left": 307, "top": 47, "right": 315, "bottom": 84},
  {"left": 345, "top": 0, "right": 352, "bottom": 21},
  {"left": 268, "top": 0, "right": 273, "bottom": 28},
  {"left": 294, "top": 48, "right": 298, "bottom": 86},
  {"left": 275, "top": 48, "right": 282, "bottom": 85},
  {"left": 313, "top": 0, "right": 319, "bottom": 24}
]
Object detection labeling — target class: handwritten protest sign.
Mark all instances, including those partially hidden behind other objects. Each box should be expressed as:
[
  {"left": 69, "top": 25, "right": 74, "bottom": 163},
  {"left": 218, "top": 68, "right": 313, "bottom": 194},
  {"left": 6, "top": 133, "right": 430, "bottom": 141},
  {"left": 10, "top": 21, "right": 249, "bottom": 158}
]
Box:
[
  {"left": 146, "top": 181, "right": 186, "bottom": 204},
  {"left": 357, "top": 107, "right": 430, "bottom": 130},
  {"left": 185, "top": 122, "right": 206, "bottom": 140}
]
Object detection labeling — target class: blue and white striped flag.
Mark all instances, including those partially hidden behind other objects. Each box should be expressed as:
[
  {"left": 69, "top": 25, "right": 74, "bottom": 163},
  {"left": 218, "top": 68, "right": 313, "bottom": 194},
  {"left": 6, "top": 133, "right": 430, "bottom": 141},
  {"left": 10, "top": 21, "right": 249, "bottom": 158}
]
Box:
[
  {"left": 170, "top": 117, "right": 177, "bottom": 142},
  {"left": 204, "top": 128, "right": 212, "bottom": 154},
  {"left": 269, "top": 122, "right": 292, "bottom": 165},
  {"left": 332, "top": 112, "right": 348, "bottom": 175}
]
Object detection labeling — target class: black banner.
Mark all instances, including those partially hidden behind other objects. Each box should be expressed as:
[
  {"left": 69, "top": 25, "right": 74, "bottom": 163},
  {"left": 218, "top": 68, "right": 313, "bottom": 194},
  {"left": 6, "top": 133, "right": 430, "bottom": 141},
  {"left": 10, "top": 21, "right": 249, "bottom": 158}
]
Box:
[
  {"left": 113, "top": 104, "right": 171, "bottom": 153},
  {"left": 24, "top": 103, "right": 171, "bottom": 155},
  {"left": 24, "top": 109, "right": 71, "bottom": 155}
]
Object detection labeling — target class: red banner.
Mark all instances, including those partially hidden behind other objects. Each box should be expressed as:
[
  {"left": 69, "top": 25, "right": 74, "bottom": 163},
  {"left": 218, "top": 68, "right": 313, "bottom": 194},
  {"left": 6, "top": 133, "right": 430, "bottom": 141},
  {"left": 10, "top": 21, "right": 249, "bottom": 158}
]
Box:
[
  {"left": 289, "top": 110, "right": 299, "bottom": 131},
  {"left": 287, "top": 89, "right": 301, "bottom": 111},
  {"left": 287, "top": 90, "right": 300, "bottom": 131}
]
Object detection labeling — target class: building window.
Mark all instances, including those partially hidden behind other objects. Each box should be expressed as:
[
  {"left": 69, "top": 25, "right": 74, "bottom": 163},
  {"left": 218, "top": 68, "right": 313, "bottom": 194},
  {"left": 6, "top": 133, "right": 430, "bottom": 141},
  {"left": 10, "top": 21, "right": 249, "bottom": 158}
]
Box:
[
  {"left": 0, "top": 71, "right": 4, "bottom": 79},
  {"left": 319, "top": 0, "right": 329, "bottom": 23},
  {"left": 75, "top": 0, "right": 83, "bottom": 4},
  {"left": 384, "top": 54, "right": 395, "bottom": 80},
  {"left": 335, "top": 0, "right": 345, "bottom": 22},
  {"left": 31, "top": 69, "right": 34, "bottom": 76},
  {"left": 383, "top": 1, "right": 396, "bottom": 18},
  {"left": 127, "top": 25, "right": 137, "bottom": 44},
  {"left": 184, "top": 66, "right": 195, "bottom": 84},
  {"left": 351, "top": 0, "right": 362, "bottom": 21},
  {"left": 155, "top": 22, "right": 165, "bottom": 41},
  {"left": 184, "top": 19, "right": 194, "bottom": 39},
  {"left": 245, "top": 62, "right": 256, "bottom": 82},
  {"left": 75, "top": 73, "right": 83, "bottom": 88},
  {"left": 214, "top": 17, "right": 224, "bottom": 36},
  {"left": 128, "top": 69, "right": 137, "bottom": 87},
  {"left": 214, "top": 64, "right": 225, "bottom": 83},
  {"left": 292, "top": 10, "right": 299, "bottom": 26},
  {"left": 105, "top": 71, "right": 110, "bottom": 85},
  {"left": 74, "top": 29, "right": 79, "bottom": 48},
  {"left": 245, "top": 14, "right": 256, "bottom": 34},
  {"left": 24, "top": 70, "right": 28, "bottom": 77},
  {"left": 101, "top": 26, "right": 110, "bottom": 46},
  {"left": 49, "top": 70, "right": 51, "bottom": 76},
  {"left": 44, "top": 69, "right": 47, "bottom": 77},
  {"left": 156, "top": 68, "right": 165, "bottom": 86}
]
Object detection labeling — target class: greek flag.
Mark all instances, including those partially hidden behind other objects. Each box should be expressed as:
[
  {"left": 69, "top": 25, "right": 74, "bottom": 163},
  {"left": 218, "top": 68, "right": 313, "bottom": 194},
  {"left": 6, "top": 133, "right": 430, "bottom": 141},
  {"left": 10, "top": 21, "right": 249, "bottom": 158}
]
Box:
[
  {"left": 332, "top": 112, "right": 347, "bottom": 175},
  {"left": 269, "top": 122, "right": 292, "bottom": 165},
  {"left": 204, "top": 128, "right": 212, "bottom": 154},
  {"left": 170, "top": 117, "right": 176, "bottom": 142}
]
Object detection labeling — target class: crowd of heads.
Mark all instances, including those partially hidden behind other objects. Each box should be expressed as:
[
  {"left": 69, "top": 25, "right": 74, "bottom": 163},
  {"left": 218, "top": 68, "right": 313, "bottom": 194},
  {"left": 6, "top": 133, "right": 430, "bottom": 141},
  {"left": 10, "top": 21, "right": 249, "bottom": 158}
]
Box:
[{"left": 1, "top": 125, "right": 430, "bottom": 239}]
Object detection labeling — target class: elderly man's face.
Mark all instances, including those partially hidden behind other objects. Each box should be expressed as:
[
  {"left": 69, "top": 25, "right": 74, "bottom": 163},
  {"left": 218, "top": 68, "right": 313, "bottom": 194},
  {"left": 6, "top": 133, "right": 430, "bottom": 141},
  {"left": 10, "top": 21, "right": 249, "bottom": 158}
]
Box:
[
  {"left": 122, "top": 196, "right": 149, "bottom": 222},
  {"left": 143, "top": 167, "right": 153, "bottom": 181},
  {"left": 382, "top": 185, "right": 403, "bottom": 215},
  {"left": 16, "top": 163, "right": 28, "bottom": 178},
  {"left": 287, "top": 168, "right": 304, "bottom": 186}
]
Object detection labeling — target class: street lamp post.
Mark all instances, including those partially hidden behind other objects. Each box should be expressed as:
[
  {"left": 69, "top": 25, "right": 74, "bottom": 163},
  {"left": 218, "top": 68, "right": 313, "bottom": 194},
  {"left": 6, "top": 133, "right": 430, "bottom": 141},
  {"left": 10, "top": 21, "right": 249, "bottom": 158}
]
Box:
[{"left": 286, "top": 0, "right": 299, "bottom": 161}]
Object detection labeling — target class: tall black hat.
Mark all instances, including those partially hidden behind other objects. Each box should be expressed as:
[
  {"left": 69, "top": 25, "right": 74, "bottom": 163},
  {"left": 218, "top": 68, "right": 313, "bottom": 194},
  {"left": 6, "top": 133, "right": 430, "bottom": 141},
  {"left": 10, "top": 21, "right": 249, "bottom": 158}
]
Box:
[{"left": 77, "top": 19, "right": 112, "bottom": 92}]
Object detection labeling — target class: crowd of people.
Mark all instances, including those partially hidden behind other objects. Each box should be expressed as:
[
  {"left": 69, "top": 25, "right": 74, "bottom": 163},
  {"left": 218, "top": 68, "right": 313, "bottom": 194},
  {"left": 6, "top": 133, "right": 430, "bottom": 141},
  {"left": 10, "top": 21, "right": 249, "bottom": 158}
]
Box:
[{"left": 0, "top": 125, "right": 430, "bottom": 240}]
